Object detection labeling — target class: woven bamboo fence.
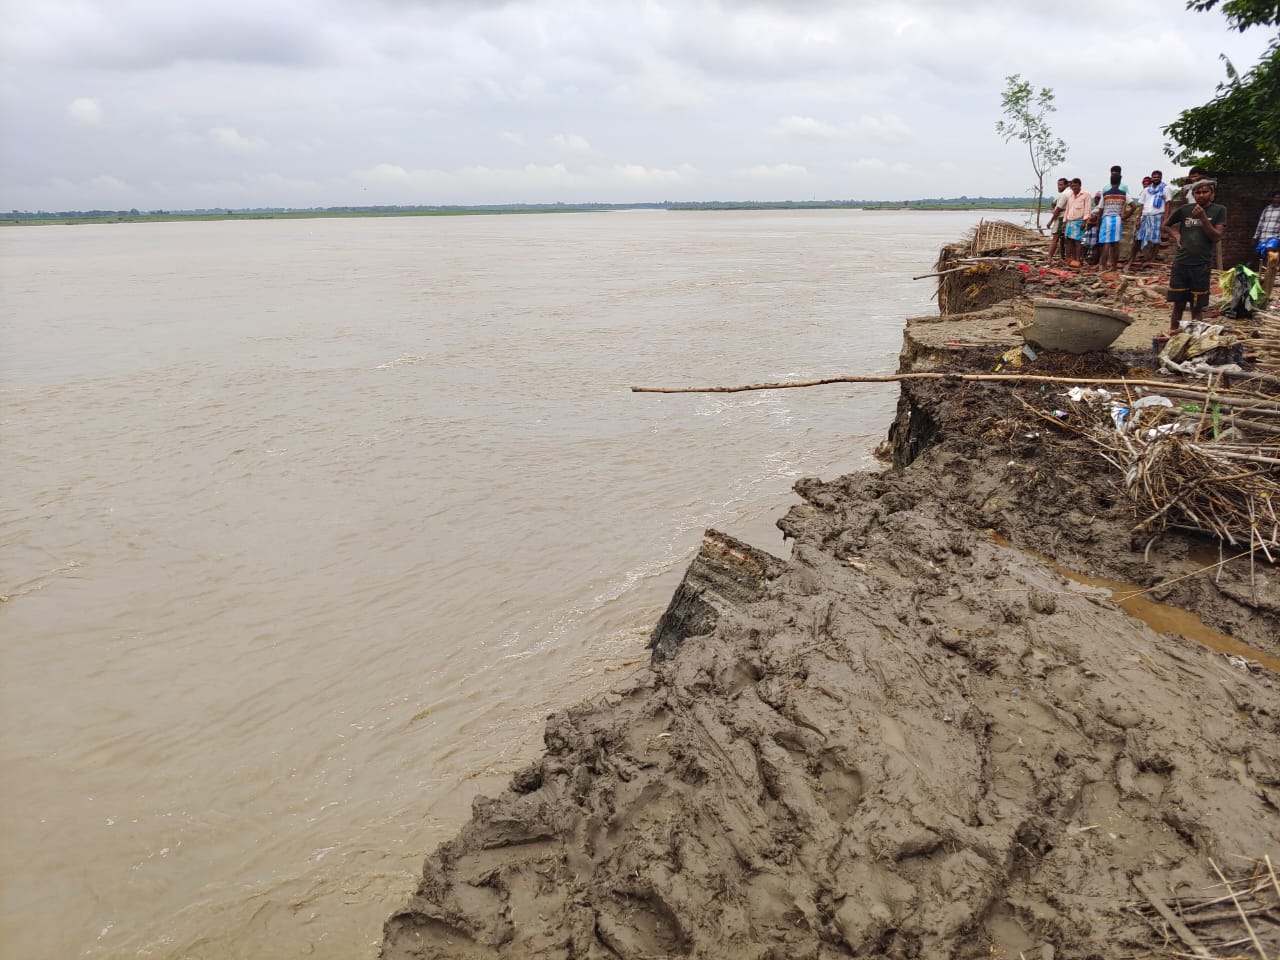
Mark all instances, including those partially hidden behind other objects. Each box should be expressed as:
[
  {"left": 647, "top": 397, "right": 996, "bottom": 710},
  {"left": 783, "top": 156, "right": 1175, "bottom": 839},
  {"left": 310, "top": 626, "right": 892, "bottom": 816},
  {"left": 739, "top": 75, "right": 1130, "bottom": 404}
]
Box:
[{"left": 935, "top": 219, "right": 1040, "bottom": 315}]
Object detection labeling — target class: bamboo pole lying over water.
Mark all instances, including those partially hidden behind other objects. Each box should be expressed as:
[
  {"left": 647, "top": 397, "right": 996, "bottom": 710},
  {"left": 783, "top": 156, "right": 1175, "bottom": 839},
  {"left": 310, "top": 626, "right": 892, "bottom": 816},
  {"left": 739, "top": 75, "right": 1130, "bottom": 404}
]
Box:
[{"left": 631, "top": 372, "right": 1259, "bottom": 395}]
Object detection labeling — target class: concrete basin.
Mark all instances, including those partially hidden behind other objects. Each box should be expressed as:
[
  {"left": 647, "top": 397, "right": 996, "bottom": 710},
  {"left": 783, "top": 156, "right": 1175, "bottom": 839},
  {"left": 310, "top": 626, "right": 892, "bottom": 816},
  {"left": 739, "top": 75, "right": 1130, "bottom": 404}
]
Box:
[{"left": 1022, "top": 298, "right": 1132, "bottom": 354}]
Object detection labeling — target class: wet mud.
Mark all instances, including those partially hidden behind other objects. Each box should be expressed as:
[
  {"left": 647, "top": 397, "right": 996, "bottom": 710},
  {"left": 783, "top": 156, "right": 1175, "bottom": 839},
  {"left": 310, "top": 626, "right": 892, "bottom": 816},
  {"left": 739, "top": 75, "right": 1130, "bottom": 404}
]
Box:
[{"left": 383, "top": 333, "right": 1280, "bottom": 959}]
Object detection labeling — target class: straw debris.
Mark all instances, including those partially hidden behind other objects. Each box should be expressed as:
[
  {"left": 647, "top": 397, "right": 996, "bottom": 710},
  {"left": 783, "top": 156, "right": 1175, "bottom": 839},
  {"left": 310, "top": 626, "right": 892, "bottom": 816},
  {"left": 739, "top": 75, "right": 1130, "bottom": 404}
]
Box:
[
  {"left": 1132, "top": 857, "right": 1280, "bottom": 959},
  {"left": 1022, "top": 378, "right": 1280, "bottom": 562}
]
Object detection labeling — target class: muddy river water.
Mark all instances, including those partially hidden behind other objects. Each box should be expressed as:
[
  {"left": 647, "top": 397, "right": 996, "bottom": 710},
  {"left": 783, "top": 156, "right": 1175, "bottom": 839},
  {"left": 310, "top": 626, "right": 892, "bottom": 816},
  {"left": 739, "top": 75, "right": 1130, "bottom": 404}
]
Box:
[{"left": 1, "top": 209, "right": 987, "bottom": 958}]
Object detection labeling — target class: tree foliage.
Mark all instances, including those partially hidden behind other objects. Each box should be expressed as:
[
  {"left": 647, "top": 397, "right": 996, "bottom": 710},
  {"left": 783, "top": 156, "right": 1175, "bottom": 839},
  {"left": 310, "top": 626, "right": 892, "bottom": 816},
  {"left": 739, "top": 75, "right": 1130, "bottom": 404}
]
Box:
[
  {"left": 1186, "top": 0, "right": 1280, "bottom": 30},
  {"left": 1163, "top": 0, "right": 1280, "bottom": 171},
  {"left": 995, "top": 75, "right": 1067, "bottom": 230}
]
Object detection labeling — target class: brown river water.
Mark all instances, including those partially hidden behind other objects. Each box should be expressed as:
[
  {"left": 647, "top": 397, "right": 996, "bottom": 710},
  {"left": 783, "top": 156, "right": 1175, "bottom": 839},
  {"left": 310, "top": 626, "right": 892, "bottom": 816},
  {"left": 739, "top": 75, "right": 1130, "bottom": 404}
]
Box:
[{"left": 0, "top": 209, "right": 987, "bottom": 958}]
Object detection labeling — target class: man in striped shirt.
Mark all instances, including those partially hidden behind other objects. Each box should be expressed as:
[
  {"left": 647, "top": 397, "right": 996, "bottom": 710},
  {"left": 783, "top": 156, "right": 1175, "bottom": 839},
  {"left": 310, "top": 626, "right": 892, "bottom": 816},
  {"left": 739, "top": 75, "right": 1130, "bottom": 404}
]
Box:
[
  {"left": 1094, "top": 173, "right": 1133, "bottom": 271},
  {"left": 1256, "top": 190, "right": 1280, "bottom": 254}
]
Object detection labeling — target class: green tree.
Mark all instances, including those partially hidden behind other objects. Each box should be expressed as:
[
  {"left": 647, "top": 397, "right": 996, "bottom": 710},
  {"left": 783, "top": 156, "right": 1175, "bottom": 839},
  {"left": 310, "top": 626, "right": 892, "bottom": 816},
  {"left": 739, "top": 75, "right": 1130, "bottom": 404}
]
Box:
[
  {"left": 995, "top": 75, "right": 1068, "bottom": 230},
  {"left": 1186, "top": 0, "right": 1280, "bottom": 30},
  {"left": 1163, "top": 0, "right": 1280, "bottom": 171}
]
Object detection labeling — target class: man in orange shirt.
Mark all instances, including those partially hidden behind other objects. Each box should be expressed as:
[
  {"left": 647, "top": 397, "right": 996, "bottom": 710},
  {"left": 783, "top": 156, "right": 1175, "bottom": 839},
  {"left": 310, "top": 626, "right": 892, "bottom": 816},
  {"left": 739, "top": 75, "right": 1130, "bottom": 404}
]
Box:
[{"left": 1062, "top": 178, "right": 1093, "bottom": 267}]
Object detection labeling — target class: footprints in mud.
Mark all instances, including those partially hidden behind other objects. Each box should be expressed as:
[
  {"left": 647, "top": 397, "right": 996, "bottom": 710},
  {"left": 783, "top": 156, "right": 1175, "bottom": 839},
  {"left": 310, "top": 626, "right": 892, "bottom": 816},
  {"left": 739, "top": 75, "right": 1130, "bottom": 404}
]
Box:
[
  {"left": 594, "top": 891, "right": 691, "bottom": 958},
  {"left": 817, "top": 763, "right": 864, "bottom": 822},
  {"left": 382, "top": 911, "right": 491, "bottom": 958}
]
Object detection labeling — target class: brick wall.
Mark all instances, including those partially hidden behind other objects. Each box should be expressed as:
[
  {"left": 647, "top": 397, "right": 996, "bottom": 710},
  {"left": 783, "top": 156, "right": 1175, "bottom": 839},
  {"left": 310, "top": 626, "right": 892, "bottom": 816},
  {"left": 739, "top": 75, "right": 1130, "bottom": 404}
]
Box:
[{"left": 1202, "top": 171, "right": 1280, "bottom": 267}]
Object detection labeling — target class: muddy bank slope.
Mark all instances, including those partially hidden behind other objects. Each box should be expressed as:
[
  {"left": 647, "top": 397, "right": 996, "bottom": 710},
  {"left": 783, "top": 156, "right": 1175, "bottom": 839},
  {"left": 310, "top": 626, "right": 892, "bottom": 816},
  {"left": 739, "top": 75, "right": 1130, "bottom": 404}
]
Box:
[{"left": 383, "top": 347, "right": 1280, "bottom": 957}]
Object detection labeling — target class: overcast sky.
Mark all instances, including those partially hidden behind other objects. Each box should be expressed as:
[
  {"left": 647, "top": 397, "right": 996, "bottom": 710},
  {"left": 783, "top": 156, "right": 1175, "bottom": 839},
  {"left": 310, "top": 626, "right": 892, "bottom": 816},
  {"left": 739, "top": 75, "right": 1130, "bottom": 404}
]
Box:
[{"left": 1, "top": 0, "right": 1272, "bottom": 210}]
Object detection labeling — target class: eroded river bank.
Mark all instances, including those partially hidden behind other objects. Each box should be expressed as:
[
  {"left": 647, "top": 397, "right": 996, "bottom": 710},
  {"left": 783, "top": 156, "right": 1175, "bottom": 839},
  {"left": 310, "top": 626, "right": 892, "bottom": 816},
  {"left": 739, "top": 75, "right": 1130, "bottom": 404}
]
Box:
[{"left": 382, "top": 233, "right": 1280, "bottom": 959}]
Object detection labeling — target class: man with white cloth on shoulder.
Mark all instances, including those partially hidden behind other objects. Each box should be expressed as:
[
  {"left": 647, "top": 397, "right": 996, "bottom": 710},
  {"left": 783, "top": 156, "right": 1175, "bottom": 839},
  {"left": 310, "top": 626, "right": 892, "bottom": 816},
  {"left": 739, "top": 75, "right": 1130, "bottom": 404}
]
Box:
[{"left": 1126, "top": 169, "right": 1176, "bottom": 269}]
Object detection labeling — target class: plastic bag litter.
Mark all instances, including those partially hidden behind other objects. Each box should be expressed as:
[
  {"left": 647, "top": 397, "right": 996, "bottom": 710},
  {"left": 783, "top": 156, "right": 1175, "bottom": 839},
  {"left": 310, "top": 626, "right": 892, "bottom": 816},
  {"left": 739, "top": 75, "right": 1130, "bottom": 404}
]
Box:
[
  {"left": 1065, "top": 387, "right": 1112, "bottom": 402},
  {"left": 1219, "top": 264, "right": 1263, "bottom": 319}
]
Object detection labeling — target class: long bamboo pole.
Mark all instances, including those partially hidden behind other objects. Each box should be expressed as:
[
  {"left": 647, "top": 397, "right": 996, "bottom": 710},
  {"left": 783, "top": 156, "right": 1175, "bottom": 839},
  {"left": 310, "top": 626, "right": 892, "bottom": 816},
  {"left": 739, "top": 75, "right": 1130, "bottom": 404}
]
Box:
[{"left": 632, "top": 372, "right": 1262, "bottom": 395}]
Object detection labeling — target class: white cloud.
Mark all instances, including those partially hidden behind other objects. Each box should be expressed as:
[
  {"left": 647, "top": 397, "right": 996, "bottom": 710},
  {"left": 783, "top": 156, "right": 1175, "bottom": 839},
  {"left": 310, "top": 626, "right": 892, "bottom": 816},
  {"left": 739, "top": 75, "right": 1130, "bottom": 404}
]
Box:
[
  {"left": 66, "top": 97, "right": 103, "bottom": 126},
  {"left": 476, "top": 75, "right": 549, "bottom": 104},
  {"left": 609, "top": 163, "right": 696, "bottom": 185},
  {"left": 849, "top": 114, "right": 912, "bottom": 142},
  {"left": 37, "top": 173, "right": 132, "bottom": 207},
  {"left": 767, "top": 113, "right": 911, "bottom": 143},
  {"left": 257, "top": 171, "right": 327, "bottom": 193},
  {"left": 770, "top": 115, "right": 846, "bottom": 139},
  {"left": 344, "top": 160, "right": 701, "bottom": 203},
  {"left": 208, "top": 127, "right": 268, "bottom": 154},
  {"left": 551, "top": 133, "right": 591, "bottom": 153},
  {"left": 90, "top": 174, "right": 129, "bottom": 192},
  {"left": 351, "top": 163, "right": 413, "bottom": 187},
  {"left": 734, "top": 163, "right": 810, "bottom": 181},
  {"left": 350, "top": 162, "right": 578, "bottom": 196},
  {"left": 844, "top": 158, "right": 913, "bottom": 175},
  {"left": 2, "top": 0, "right": 1275, "bottom": 208},
  {"left": 613, "top": 74, "right": 710, "bottom": 110}
]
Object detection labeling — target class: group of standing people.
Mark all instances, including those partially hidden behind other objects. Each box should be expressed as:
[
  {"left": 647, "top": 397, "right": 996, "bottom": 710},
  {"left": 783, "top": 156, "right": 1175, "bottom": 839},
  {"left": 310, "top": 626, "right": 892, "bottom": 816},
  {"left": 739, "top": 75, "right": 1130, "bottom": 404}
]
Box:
[
  {"left": 1045, "top": 165, "right": 1280, "bottom": 333},
  {"left": 1045, "top": 165, "right": 1217, "bottom": 273}
]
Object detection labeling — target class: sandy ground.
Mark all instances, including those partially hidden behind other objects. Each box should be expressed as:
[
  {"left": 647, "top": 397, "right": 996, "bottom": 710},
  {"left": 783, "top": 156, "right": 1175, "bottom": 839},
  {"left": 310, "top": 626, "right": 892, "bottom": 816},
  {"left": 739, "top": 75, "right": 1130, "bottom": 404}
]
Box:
[{"left": 381, "top": 263, "right": 1280, "bottom": 959}]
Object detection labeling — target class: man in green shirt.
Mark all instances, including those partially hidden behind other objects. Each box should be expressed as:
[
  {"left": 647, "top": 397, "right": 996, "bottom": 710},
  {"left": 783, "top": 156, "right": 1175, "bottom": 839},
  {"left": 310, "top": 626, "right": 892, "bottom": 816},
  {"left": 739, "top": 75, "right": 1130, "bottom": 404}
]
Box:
[{"left": 1165, "top": 181, "right": 1227, "bottom": 334}]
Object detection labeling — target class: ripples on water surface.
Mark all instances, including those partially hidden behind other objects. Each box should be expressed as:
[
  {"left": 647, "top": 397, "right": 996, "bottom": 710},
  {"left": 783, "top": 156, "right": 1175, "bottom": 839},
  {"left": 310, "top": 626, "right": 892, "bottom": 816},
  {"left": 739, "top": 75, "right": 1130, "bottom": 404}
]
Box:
[{"left": 0, "top": 209, "right": 987, "bottom": 958}]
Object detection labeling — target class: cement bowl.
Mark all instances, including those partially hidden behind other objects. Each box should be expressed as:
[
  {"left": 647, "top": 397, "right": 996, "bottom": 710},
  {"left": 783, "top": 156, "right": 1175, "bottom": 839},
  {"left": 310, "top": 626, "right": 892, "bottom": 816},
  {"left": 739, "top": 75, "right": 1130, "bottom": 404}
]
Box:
[{"left": 1022, "top": 298, "right": 1132, "bottom": 354}]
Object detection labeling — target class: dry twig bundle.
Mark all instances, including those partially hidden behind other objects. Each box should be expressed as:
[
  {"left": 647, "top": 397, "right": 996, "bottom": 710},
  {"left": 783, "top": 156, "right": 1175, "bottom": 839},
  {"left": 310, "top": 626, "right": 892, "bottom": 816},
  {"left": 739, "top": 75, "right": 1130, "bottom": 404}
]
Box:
[
  {"left": 1026, "top": 381, "right": 1280, "bottom": 559},
  {"left": 1131, "top": 856, "right": 1280, "bottom": 959}
]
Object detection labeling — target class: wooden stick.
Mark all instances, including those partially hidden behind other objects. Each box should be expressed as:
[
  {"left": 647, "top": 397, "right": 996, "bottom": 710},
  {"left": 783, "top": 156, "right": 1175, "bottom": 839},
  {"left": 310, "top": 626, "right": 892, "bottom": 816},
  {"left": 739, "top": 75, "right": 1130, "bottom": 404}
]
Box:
[
  {"left": 1194, "top": 373, "right": 1215, "bottom": 441},
  {"left": 912, "top": 265, "right": 974, "bottom": 281},
  {"left": 1187, "top": 447, "right": 1280, "bottom": 466},
  {"left": 916, "top": 257, "right": 1034, "bottom": 280},
  {"left": 632, "top": 373, "right": 1244, "bottom": 395},
  {"left": 1156, "top": 387, "right": 1280, "bottom": 409},
  {"left": 1133, "top": 876, "right": 1214, "bottom": 960},
  {"left": 1209, "top": 859, "right": 1268, "bottom": 960},
  {"left": 1114, "top": 549, "right": 1256, "bottom": 601}
]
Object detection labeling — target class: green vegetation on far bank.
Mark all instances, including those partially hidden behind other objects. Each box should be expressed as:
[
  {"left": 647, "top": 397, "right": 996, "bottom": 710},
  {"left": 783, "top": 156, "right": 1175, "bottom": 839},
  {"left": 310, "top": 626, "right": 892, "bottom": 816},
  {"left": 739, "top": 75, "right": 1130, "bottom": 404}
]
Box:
[{"left": 4, "top": 198, "right": 1043, "bottom": 226}]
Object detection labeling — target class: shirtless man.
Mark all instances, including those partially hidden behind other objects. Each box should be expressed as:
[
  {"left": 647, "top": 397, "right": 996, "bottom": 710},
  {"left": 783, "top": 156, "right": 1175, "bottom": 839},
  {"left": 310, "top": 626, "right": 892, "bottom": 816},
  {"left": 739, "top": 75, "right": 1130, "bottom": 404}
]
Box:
[{"left": 1045, "top": 177, "right": 1071, "bottom": 262}]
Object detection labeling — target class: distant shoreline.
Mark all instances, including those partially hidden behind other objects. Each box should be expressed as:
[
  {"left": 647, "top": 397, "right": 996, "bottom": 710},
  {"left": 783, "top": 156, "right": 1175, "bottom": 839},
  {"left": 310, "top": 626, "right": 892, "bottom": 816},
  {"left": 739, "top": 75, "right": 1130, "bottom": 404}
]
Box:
[{"left": 4, "top": 200, "right": 1041, "bottom": 227}]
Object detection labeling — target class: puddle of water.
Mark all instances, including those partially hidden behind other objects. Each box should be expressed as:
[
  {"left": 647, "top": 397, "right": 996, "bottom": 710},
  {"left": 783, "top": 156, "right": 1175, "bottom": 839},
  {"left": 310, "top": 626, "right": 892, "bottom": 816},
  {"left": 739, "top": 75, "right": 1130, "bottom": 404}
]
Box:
[{"left": 989, "top": 532, "right": 1280, "bottom": 673}]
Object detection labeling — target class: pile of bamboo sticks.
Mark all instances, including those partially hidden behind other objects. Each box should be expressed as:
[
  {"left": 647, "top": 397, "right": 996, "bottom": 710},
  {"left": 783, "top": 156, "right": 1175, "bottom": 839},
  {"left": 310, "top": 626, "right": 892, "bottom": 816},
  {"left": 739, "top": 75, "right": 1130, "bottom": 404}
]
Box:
[{"left": 1253, "top": 307, "right": 1280, "bottom": 377}]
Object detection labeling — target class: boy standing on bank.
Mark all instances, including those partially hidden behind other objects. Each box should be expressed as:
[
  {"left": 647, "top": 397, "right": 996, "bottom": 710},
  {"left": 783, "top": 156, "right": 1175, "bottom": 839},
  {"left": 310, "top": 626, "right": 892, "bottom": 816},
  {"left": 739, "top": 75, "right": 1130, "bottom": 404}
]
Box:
[{"left": 1165, "top": 180, "right": 1227, "bottom": 334}]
